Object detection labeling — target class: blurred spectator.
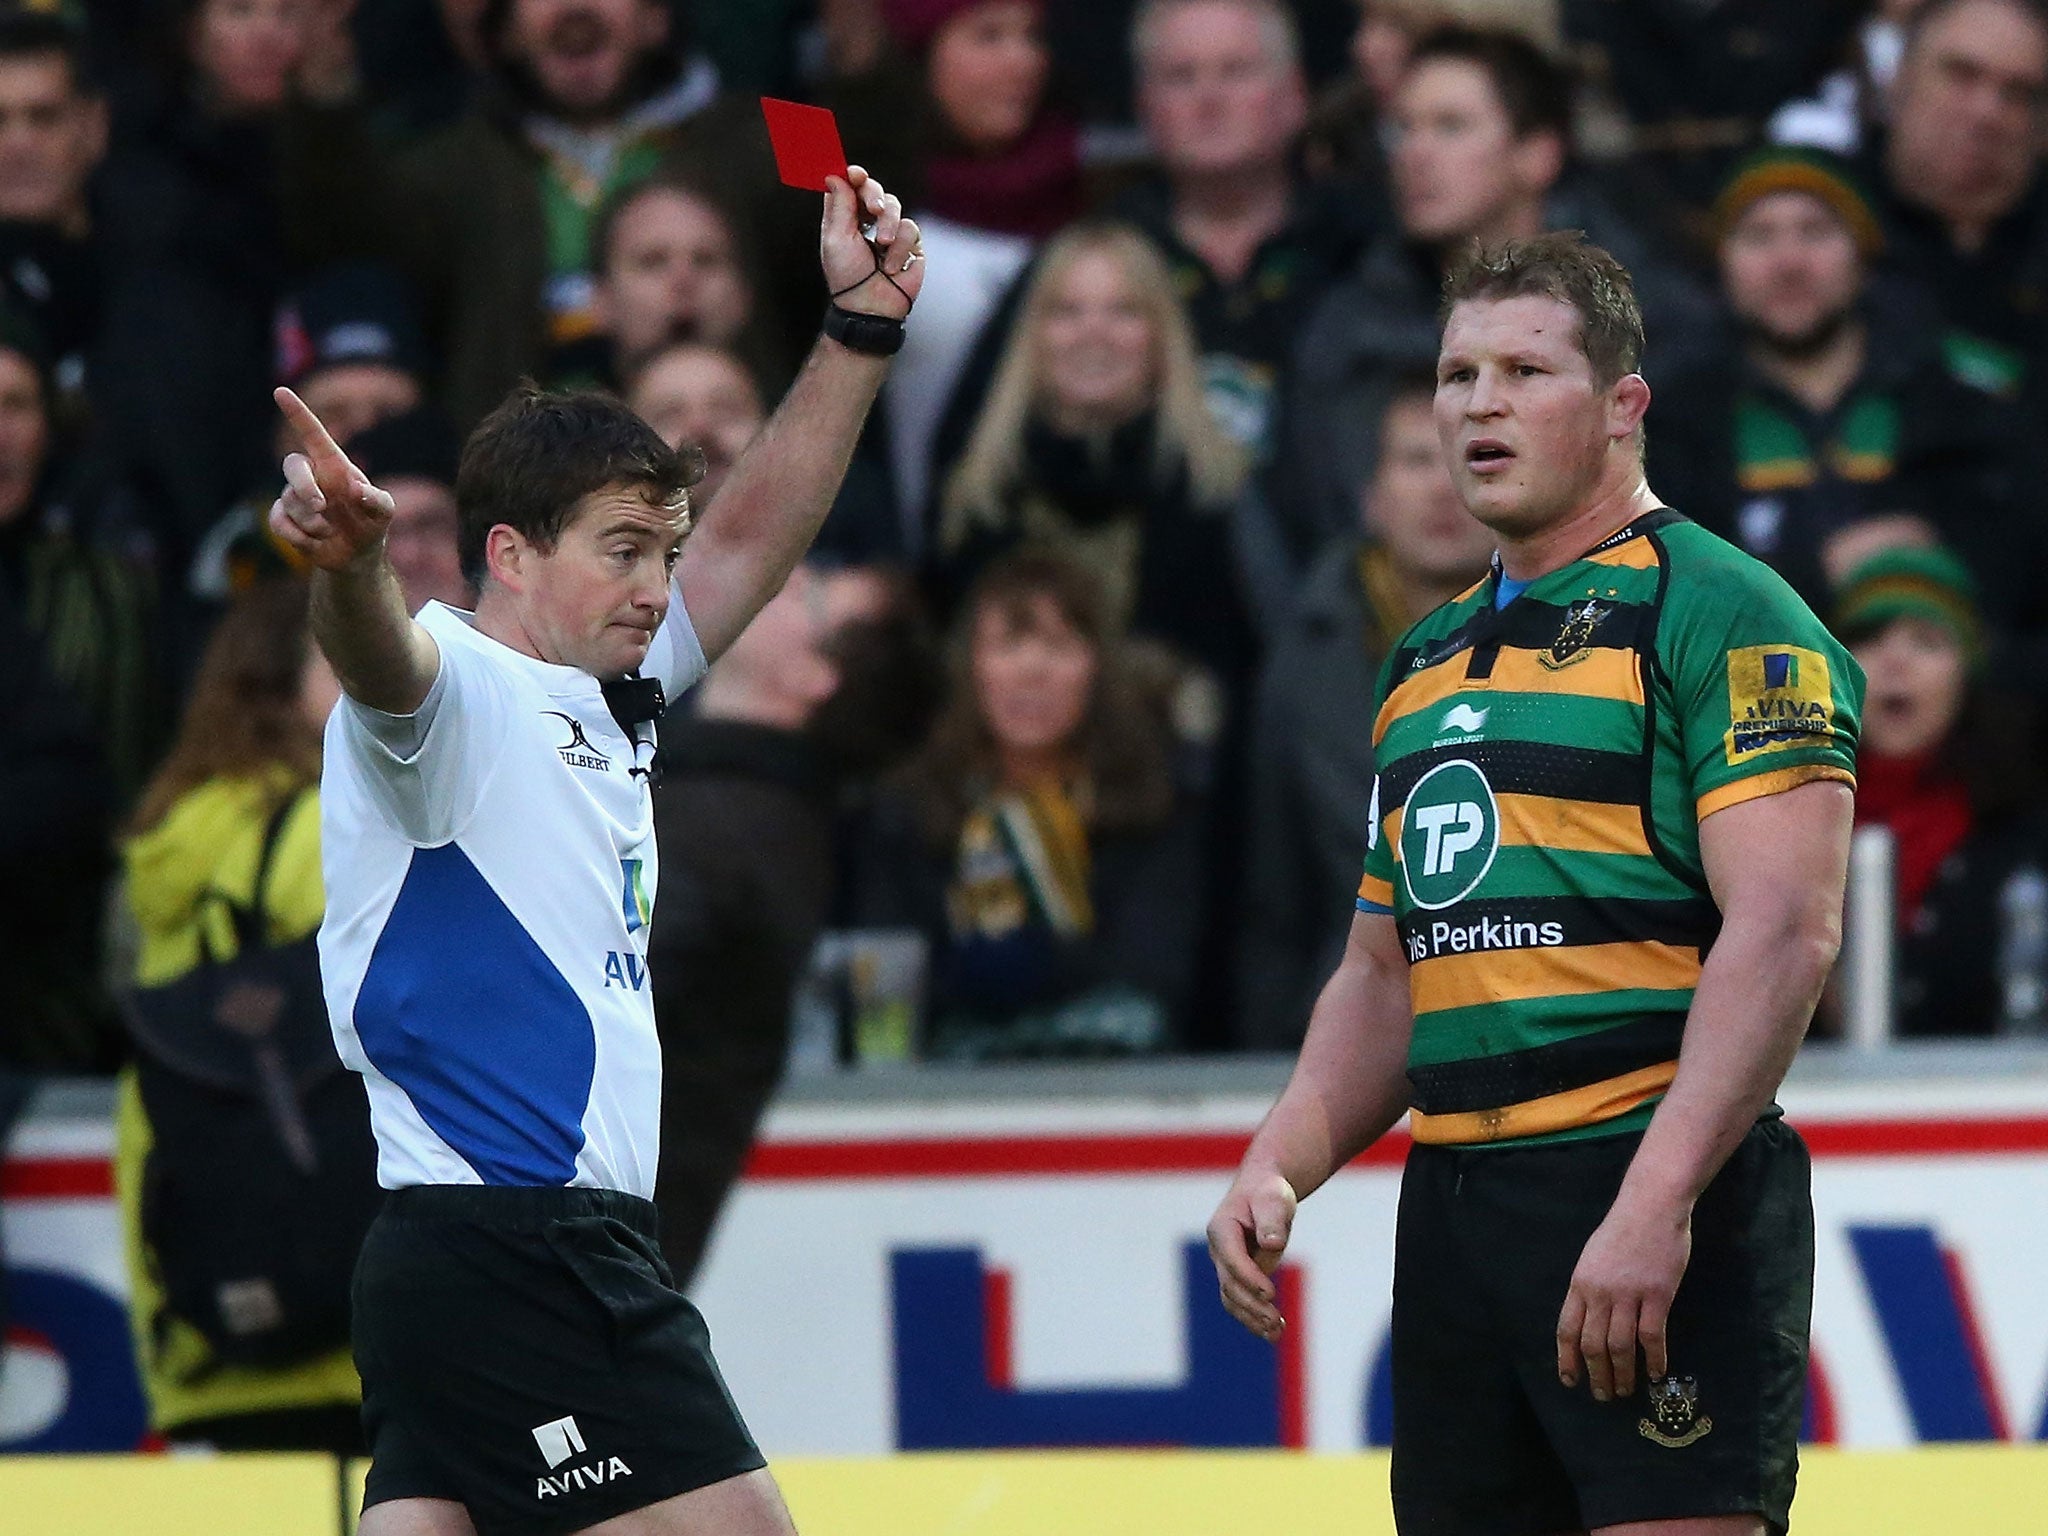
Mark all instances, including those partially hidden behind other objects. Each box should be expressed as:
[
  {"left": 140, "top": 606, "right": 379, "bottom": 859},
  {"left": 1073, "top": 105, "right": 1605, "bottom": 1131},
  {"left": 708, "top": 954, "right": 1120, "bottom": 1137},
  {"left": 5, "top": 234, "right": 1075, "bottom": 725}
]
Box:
[
  {"left": 92, "top": 0, "right": 371, "bottom": 566},
  {"left": 0, "top": 584, "right": 114, "bottom": 1072},
  {"left": 346, "top": 406, "right": 472, "bottom": 611},
  {"left": 1562, "top": 0, "right": 1861, "bottom": 212},
  {"left": 872, "top": 0, "right": 1081, "bottom": 544},
  {"left": 353, "top": 0, "right": 491, "bottom": 136},
  {"left": 850, "top": 549, "right": 1205, "bottom": 1057},
  {"left": 648, "top": 562, "right": 936, "bottom": 1283},
  {"left": 1237, "top": 373, "right": 1492, "bottom": 1048},
  {"left": 275, "top": 262, "right": 429, "bottom": 446},
  {"left": 935, "top": 221, "right": 1252, "bottom": 689},
  {"left": 1861, "top": 0, "right": 2048, "bottom": 398},
  {"left": 1771, "top": 0, "right": 1928, "bottom": 156},
  {"left": 0, "top": 9, "right": 109, "bottom": 394},
  {"left": 0, "top": 314, "right": 163, "bottom": 805},
  {"left": 116, "top": 578, "right": 366, "bottom": 1452},
  {"left": 191, "top": 263, "right": 429, "bottom": 605},
  {"left": 555, "top": 172, "right": 781, "bottom": 395},
  {"left": 1114, "top": 0, "right": 1363, "bottom": 465},
  {"left": 631, "top": 334, "right": 911, "bottom": 572},
  {"left": 1835, "top": 546, "right": 2048, "bottom": 1035},
  {"left": 1650, "top": 147, "right": 2017, "bottom": 615},
  {"left": 373, "top": 0, "right": 851, "bottom": 429},
  {"left": 625, "top": 336, "right": 761, "bottom": 501},
  {"left": 1274, "top": 25, "right": 1712, "bottom": 565},
  {"left": 1305, "top": 0, "right": 1561, "bottom": 193}
]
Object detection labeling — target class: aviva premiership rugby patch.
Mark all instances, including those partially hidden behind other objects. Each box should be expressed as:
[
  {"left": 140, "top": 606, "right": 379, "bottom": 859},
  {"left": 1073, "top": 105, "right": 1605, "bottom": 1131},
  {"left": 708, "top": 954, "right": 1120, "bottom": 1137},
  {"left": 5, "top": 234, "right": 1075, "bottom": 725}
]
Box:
[{"left": 1724, "top": 644, "right": 1834, "bottom": 764}]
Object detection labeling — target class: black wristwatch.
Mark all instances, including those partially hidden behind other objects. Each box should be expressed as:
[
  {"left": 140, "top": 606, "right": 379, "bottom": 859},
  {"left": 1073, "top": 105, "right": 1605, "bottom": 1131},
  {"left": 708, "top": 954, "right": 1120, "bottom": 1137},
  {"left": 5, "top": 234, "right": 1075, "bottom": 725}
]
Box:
[{"left": 822, "top": 304, "right": 906, "bottom": 357}]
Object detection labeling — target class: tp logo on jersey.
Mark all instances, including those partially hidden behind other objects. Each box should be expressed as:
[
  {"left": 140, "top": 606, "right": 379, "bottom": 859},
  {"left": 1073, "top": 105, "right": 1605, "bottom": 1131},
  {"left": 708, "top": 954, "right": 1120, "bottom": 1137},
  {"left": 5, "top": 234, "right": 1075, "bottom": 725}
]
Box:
[{"left": 1399, "top": 759, "right": 1500, "bottom": 910}]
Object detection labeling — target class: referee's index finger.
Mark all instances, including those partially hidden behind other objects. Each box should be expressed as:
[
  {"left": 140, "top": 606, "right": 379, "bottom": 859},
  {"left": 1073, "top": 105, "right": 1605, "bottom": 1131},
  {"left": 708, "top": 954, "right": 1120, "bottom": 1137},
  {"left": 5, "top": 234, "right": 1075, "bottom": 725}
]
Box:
[{"left": 275, "top": 386, "right": 350, "bottom": 475}]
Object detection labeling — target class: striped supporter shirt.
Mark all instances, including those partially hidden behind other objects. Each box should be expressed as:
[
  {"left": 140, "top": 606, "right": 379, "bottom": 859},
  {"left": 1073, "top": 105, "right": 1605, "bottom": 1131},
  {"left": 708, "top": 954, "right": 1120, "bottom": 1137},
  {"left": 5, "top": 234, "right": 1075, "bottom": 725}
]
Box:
[{"left": 1357, "top": 508, "right": 1863, "bottom": 1148}]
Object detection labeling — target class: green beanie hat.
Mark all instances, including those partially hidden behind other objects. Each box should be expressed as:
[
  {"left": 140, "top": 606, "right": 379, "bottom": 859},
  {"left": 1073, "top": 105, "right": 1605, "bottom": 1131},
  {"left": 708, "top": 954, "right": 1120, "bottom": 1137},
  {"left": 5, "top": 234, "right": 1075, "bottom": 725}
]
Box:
[
  {"left": 1834, "top": 545, "right": 1985, "bottom": 667},
  {"left": 1714, "top": 146, "right": 1884, "bottom": 258}
]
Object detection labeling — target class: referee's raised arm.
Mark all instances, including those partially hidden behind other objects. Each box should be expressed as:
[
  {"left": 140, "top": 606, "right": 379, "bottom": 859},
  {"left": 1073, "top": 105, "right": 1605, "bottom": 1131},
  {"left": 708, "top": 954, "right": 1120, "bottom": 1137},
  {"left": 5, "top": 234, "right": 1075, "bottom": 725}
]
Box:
[
  {"left": 268, "top": 385, "right": 441, "bottom": 716},
  {"left": 676, "top": 165, "right": 925, "bottom": 663}
]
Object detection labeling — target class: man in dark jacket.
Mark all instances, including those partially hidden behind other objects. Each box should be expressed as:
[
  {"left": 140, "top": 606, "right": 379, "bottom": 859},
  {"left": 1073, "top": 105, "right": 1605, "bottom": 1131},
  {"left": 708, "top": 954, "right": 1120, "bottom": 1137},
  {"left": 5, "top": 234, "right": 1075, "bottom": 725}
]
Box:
[
  {"left": 1115, "top": 0, "right": 1366, "bottom": 467},
  {"left": 1236, "top": 373, "right": 1494, "bottom": 1049},
  {"left": 371, "top": 0, "right": 897, "bottom": 429},
  {"left": 647, "top": 565, "right": 936, "bottom": 1284},
  {"left": 1858, "top": 0, "right": 2048, "bottom": 399},
  {"left": 1271, "top": 26, "right": 1712, "bottom": 568},
  {"left": 1651, "top": 147, "right": 2031, "bottom": 618}
]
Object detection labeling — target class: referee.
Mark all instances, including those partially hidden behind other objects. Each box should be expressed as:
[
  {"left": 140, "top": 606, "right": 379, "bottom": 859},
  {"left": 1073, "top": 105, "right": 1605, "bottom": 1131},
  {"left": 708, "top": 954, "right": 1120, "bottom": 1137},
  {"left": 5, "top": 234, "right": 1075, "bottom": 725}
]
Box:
[
  {"left": 1209, "top": 232, "right": 1861, "bottom": 1536},
  {"left": 268, "top": 169, "right": 921, "bottom": 1536}
]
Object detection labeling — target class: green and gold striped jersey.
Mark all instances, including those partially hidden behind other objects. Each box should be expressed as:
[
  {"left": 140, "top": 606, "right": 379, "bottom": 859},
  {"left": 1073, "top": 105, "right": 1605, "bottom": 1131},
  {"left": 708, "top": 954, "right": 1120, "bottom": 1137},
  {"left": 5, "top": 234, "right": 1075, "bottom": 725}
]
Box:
[{"left": 1356, "top": 509, "right": 1862, "bottom": 1147}]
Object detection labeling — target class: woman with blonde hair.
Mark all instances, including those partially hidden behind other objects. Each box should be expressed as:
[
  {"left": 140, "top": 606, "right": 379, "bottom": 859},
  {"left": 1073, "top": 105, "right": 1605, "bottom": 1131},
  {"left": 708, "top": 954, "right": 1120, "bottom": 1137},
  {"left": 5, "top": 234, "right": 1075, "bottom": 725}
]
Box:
[{"left": 936, "top": 220, "right": 1254, "bottom": 689}]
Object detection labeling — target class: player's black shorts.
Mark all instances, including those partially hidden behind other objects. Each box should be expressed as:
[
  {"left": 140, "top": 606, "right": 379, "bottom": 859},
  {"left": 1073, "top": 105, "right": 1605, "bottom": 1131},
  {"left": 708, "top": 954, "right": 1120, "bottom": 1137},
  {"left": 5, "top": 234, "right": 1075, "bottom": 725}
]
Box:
[
  {"left": 1390, "top": 1116, "right": 1812, "bottom": 1536},
  {"left": 352, "top": 1184, "right": 765, "bottom": 1536}
]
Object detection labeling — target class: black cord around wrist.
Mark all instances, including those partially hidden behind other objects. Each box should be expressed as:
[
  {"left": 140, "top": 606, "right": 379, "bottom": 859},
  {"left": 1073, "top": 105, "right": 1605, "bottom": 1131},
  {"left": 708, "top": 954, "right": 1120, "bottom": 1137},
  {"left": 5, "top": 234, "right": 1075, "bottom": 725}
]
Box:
[{"left": 822, "top": 304, "right": 906, "bottom": 356}]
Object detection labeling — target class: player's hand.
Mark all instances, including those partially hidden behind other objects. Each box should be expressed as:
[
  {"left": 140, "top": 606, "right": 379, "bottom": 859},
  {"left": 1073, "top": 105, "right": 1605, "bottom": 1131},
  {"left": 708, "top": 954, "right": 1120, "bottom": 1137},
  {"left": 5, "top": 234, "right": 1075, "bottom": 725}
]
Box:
[
  {"left": 1556, "top": 1192, "right": 1692, "bottom": 1402},
  {"left": 821, "top": 165, "right": 922, "bottom": 320},
  {"left": 268, "top": 386, "right": 397, "bottom": 572},
  {"left": 1206, "top": 1167, "right": 1297, "bottom": 1341}
]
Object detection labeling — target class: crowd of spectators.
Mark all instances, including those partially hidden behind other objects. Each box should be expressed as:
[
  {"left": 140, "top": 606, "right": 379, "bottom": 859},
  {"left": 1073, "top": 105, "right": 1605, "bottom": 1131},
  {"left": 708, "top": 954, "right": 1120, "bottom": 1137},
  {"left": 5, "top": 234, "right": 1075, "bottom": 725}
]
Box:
[{"left": 6, "top": 0, "right": 2048, "bottom": 1117}]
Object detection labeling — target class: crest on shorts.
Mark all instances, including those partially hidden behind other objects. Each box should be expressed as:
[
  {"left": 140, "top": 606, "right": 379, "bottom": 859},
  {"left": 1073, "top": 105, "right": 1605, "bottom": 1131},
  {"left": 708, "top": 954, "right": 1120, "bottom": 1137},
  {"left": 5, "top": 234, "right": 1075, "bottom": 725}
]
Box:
[
  {"left": 1538, "top": 598, "right": 1609, "bottom": 671},
  {"left": 1638, "top": 1375, "right": 1714, "bottom": 1448}
]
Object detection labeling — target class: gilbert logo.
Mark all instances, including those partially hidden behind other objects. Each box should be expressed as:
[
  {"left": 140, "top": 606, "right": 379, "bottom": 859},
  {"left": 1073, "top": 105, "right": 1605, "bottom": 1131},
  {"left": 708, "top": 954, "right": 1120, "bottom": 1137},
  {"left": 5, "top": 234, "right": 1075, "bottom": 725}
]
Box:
[
  {"left": 532, "top": 1415, "right": 585, "bottom": 1470},
  {"left": 544, "top": 711, "right": 611, "bottom": 773},
  {"left": 531, "top": 1414, "right": 634, "bottom": 1499}
]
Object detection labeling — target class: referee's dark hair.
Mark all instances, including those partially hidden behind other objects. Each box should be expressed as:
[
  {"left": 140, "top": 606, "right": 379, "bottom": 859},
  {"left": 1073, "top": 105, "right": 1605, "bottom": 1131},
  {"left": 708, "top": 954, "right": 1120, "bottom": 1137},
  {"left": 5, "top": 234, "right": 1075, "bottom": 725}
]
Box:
[
  {"left": 456, "top": 384, "right": 706, "bottom": 587},
  {"left": 1406, "top": 25, "right": 1573, "bottom": 149},
  {"left": 1439, "top": 231, "right": 1645, "bottom": 387}
]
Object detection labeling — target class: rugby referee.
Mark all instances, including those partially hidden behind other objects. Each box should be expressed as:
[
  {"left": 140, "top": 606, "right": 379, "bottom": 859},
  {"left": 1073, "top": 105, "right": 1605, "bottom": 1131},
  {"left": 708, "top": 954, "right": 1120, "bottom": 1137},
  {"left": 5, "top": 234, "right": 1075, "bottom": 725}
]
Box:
[
  {"left": 1209, "top": 232, "right": 1861, "bottom": 1536},
  {"left": 268, "top": 169, "right": 921, "bottom": 1536}
]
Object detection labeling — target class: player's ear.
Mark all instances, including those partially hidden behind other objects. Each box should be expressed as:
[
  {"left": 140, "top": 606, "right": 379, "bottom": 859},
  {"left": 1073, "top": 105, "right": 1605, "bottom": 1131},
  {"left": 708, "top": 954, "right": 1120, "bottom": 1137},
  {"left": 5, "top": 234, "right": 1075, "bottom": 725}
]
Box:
[
  {"left": 1609, "top": 372, "right": 1651, "bottom": 442},
  {"left": 485, "top": 524, "right": 528, "bottom": 592}
]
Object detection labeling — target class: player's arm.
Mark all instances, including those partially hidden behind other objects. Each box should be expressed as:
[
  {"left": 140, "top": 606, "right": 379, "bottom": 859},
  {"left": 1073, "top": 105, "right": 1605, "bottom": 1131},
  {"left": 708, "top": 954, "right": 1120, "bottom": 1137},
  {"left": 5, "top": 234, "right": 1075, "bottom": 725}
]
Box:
[
  {"left": 1557, "top": 778, "right": 1851, "bottom": 1403},
  {"left": 268, "top": 388, "right": 440, "bottom": 715},
  {"left": 1208, "top": 908, "right": 1414, "bottom": 1339},
  {"left": 678, "top": 166, "right": 921, "bottom": 662}
]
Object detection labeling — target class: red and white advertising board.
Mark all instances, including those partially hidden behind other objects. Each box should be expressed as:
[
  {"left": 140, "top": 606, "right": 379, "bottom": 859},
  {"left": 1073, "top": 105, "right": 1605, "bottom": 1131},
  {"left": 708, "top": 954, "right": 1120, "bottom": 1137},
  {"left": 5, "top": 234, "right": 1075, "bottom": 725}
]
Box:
[{"left": 6, "top": 1069, "right": 2048, "bottom": 1454}]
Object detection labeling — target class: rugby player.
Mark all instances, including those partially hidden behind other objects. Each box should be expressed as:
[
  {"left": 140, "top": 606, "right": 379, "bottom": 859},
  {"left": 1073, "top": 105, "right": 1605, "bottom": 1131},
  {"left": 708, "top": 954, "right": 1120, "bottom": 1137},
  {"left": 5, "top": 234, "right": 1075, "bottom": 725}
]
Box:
[
  {"left": 268, "top": 168, "right": 920, "bottom": 1536},
  {"left": 1209, "top": 231, "right": 1861, "bottom": 1536}
]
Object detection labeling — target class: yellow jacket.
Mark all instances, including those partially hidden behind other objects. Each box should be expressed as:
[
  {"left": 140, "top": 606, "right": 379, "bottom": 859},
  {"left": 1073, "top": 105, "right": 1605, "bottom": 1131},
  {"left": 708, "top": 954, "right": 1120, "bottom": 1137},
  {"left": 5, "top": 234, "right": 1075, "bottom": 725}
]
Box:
[{"left": 115, "top": 768, "right": 359, "bottom": 1434}]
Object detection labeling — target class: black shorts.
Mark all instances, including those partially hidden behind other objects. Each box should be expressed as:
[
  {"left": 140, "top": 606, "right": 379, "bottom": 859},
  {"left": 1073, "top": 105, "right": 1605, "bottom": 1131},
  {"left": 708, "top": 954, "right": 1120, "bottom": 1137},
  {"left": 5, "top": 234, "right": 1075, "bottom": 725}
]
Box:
[
  {"left": 1390, "top": 1116, "right": 1813, "bottom": 1536},
  {"left": 352, "top": 1185, "right": 765, "bottom": 1536}
]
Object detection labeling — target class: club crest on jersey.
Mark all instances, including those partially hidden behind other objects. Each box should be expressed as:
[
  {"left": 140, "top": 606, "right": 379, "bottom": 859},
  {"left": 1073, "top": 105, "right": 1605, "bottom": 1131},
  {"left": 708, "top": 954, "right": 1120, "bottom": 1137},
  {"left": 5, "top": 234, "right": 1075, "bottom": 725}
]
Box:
[
  {"left": 1538, "top": 599, "right": 1610, "bottom": 671},
  {"left": 544, "top": 711, "right": 611, "bottom": 772},
  {"left": 1638, "top": 1375, "right": 1714, "bottom": 1448}
]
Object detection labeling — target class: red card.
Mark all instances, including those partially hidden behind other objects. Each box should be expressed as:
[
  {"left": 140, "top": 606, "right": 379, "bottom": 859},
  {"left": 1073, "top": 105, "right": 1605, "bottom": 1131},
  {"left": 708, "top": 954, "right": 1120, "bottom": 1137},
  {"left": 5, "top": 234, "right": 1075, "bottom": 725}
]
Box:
[{"left": 761, "top": 97, "right": 849, "bottom": 192}]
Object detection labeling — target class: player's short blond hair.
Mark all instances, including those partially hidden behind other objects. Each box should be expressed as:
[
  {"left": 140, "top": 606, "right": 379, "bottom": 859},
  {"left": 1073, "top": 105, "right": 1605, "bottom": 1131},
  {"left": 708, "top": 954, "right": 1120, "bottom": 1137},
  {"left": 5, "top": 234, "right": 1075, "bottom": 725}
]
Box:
[{"left": 1440, "top": 231, "right": 1644, "bottom": 386}]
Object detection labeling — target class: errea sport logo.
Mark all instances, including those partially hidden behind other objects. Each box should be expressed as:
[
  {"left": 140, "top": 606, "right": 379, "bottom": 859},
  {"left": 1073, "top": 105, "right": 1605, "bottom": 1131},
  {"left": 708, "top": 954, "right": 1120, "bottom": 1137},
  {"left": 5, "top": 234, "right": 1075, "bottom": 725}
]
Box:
[{"left": 1399, "top": 759, "right": 1500, "bottom": 910}]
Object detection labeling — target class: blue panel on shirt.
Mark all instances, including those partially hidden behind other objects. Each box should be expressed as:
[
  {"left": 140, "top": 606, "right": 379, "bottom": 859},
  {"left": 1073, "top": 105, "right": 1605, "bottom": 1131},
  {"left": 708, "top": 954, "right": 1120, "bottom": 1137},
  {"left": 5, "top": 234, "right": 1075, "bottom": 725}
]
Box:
[
  {"left": 1495, "top": 574, "right": 1531, "bottom": 609},
  {"left": 354, "top": 843, "right": 594, "bottom": 1184},
  {"left": 1355, "top": 898, "right": 1394, "bottom": 914}
]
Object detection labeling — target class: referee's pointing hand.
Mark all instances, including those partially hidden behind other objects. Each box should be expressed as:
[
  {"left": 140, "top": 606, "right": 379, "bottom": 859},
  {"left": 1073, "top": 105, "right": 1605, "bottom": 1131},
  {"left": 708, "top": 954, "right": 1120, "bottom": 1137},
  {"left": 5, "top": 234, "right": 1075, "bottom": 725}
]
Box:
[{"left": 268, "top": 386, "right": 398, "bottom": 571}]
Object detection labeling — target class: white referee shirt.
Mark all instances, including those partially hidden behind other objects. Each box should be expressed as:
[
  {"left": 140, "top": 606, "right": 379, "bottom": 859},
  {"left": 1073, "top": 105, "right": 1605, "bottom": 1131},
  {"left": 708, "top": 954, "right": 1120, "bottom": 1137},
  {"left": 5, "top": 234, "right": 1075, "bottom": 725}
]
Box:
[{"left": 317, "top": 597, "right": 708, "bottom": 1199}]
